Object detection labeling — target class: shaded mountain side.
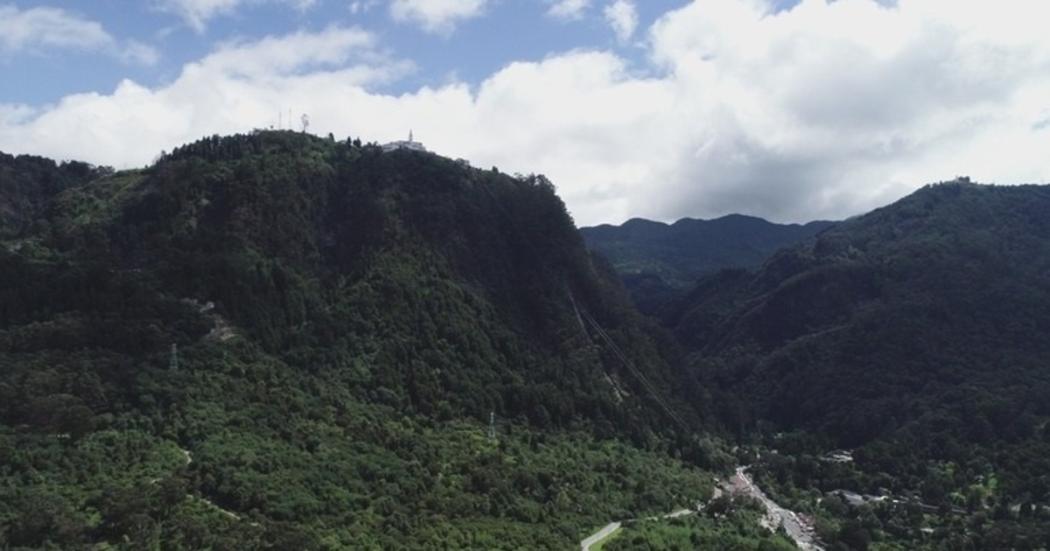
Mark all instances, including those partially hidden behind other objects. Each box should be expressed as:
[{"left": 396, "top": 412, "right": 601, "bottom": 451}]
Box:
[
  {"left": 3, "top": 132, "right": 693, "bottom": 431},
  {"left": 671, "top": 180, "right": 1050, "bottom": 503},
  {"left": 0, "top": 133, "right": 722, "bottom": 550},
  {"left": 581, "top": 215, "right": 833, "bottom": 313}
]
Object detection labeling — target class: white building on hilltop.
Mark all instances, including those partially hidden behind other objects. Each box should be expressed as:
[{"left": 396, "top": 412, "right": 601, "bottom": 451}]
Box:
[{"left": 382, "top": 130, "right": 427, "bottom": 153}]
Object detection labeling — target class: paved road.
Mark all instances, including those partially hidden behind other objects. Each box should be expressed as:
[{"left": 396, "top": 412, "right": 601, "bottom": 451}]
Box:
[
  {"left": 581, "top": 496, "right": 715, "bottom": 549},
  {"left": 727, "top": 467, "right": 823, "bottom": 551},
  {"left": 580, "top": 507, "right": 704, "bottom": 549},
  {"left": 581, "top": 522, "right": 621, "bottom": 551},
  {"left": 579, "top": 469, "right": 819, "bottom": 551}
]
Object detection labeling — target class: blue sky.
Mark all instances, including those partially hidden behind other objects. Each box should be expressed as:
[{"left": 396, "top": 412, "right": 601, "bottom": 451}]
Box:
[
  {"left": 4, "top": 0, "right": 695, "bottom": 106},
  {"left": 2, "top": 0, "right": 1048, "bottom": 226}
]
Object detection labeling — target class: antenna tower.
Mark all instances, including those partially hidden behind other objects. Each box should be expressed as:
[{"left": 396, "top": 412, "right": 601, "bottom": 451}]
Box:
[{"left": 169, "top": 343, "right": 179, "bottom": 371}]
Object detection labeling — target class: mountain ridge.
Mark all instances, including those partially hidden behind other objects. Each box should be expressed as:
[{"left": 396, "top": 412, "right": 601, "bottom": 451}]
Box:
[
  {"left": 580, "top": 213, "right": 834, "bottom": 314},
  {"left": 0, "top": 132, "right": 734, "bottom": 549},
  {"left": 671, "top": 180, "right": 1050, "bottom": 508}
]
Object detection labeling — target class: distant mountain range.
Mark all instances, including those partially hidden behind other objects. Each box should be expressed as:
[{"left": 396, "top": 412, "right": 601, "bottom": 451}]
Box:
[
  {"left": 581, "top": 215, "right": 834, "bottom": 313},
  {"left": 585, "top": 181, "right": 1050, "bottom": 548}
]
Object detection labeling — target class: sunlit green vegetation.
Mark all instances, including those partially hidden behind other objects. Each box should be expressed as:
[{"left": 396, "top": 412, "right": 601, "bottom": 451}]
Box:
[
  {"left": 604, "top": 497, "right": 797, "bottom": 551},
  {"left": 0, "top": 132, "right": 723, "bottom": 549}
]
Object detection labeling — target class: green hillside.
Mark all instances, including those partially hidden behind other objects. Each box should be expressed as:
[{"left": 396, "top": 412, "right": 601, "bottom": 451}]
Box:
[
  {"left": 0, "top": 132, "right": 728, "bottom": 549},
  {"left": 0, "top": 152, "right": 110, "bottom": 240},
  {"left": 670, "top": 180, "right": 1050, "bottom": 547}
]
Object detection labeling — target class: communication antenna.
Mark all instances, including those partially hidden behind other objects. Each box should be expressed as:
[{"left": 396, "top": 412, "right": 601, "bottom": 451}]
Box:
[
  {"left": 278, "top": 110, "right": 283, "bottom": 130},
  {"left": 301, "top": 113, "right": 310, "bottom": 133},
  {"left": 169, "top": 343, "right": 179, "bottom": 371},
  {"left": 488, "top": 411, "right": 497, "bottom": 440}
]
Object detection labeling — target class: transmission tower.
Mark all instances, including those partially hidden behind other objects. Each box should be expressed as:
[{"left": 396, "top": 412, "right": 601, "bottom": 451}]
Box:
[
  {"left": 169, "top": 343, "right": 179, "bottom": 371},
  {"left": 488, "top": 411, "right": 497, "bottom": 440}
]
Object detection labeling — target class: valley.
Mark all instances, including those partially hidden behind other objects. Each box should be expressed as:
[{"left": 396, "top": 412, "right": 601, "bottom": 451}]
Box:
[{"left": 6, "top": 2, "right": 1050, "bottom": 549}]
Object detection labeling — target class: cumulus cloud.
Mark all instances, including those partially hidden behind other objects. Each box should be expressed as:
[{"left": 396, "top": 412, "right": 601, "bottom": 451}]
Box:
[
  {"left": 388, "top": 0, "right": 488, "bottom": 34},
  {"left": 0, "top": 26, "right": 410, "bottom": 168},
  {"left": 157, "top": 0, "right": 317, "bottom": 32},
  {"left": 0, "top": 4, "right": 159, "bottom": 65},
  {"left": 546, "top": 0, "right": 590, "bottom": 21},
  {"left": 349, "top": 0, "right": 380, "bottom": 14},
  {"left": 642, "top": 0, "right": 1050, "bottom": 221},
  {"left": 4, "top": 0, "right": 1050, "bottom": 226},
  {"left": 604, "top": 0, "right": 638, "bottom": 42},
  {"left": 201, "top": 26, "right": 385, "bottom": 77}
]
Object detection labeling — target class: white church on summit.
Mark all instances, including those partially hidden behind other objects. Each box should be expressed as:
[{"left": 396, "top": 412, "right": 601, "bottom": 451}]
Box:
[{"left": 382, "top": 131, "right": 427, "bottom": 153}]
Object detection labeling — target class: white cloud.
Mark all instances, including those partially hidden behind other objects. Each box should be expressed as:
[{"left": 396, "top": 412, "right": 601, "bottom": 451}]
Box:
[
  {"left": 350, "top": 0, "right": 380, "bottom": 14},
  {"left": 122, "top": 40, "right": 162, "bottom": 66},
  {"left": 4, "top": 0, "right": 1050, "bottom": 227},
  {"left": 604, "top": 0, "right": 637, "bottom": 42},
  {"left": 0, "top": 104, "right": 36, "bottom": 127},
  {"left": 0, "top": 4, "right": 159, "bottom": 65},
  {"left": 547, "top": 0, "right": 590, "bottom": 21},
  {"left": 640, "top": 0, "right": 1050, "bottom": 221},
  {"left": 0, "top": 26, "right": 410, "bottom": 168},
  {"left": 157, "top": 0, "right": 317, "bottom": 32},
  {"left": 200, "top": 26, "right": 384, "bottom": 77},
  {"left": 0, "top": 4, "right": 111, "bottom": 52},
  {"left": 388, "top": 0, "right": 488, "bottom": 34}
]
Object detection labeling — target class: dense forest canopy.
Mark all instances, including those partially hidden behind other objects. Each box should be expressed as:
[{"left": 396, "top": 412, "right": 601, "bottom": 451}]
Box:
[
  {"left": 4, "top": 132, "right": 1050, "bottom": 549},
  {"left": 0, "top": 152, "right": 112, "bottom": 239},
  {"left": 665, "top": 181, "right": 1050, "bottom": 548},
  {"left": 0, "top": 131, "right": 732, "bottom": 549}
]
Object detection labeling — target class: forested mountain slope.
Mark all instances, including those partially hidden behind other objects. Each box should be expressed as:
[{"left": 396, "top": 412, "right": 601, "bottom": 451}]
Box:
[
  {"left": 0, "top": 152, "right": 109, "bottom": 239},
  {"left": 0, "top": 132, "right": 726, "bottom": 549},
  {"left": 672, "top": 181, "right": 1050, "bottom": 515},
  {"left": 581, "top": 215, "right": 832, "bottom": 313}
]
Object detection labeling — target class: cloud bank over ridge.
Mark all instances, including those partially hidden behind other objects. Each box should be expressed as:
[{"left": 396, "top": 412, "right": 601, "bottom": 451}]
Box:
[{"left": 3, "top": 0, "right": 1050, "bottom": 226}]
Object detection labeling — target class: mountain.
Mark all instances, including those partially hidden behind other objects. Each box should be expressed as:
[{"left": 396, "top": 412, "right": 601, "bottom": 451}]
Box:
[
  {"left": 0, "top": 152, "right": 109, "bottom": 239},
  {"left": 671, "top": 181, "right": 1050, "bottom": 518},
  {"left": 581, "top": 215, "right": 833, "bottom": 313},
  {"left": 0, "top": 132, "right": 737, "bottom": 549}
]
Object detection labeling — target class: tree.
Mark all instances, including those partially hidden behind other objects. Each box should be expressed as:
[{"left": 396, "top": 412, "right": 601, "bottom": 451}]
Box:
[
  {"left": 838, "top": 520, "right": 871, "bottom": 550},
  {"left": 7, "top": 494, "right": 84, "bottom": 548}
]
